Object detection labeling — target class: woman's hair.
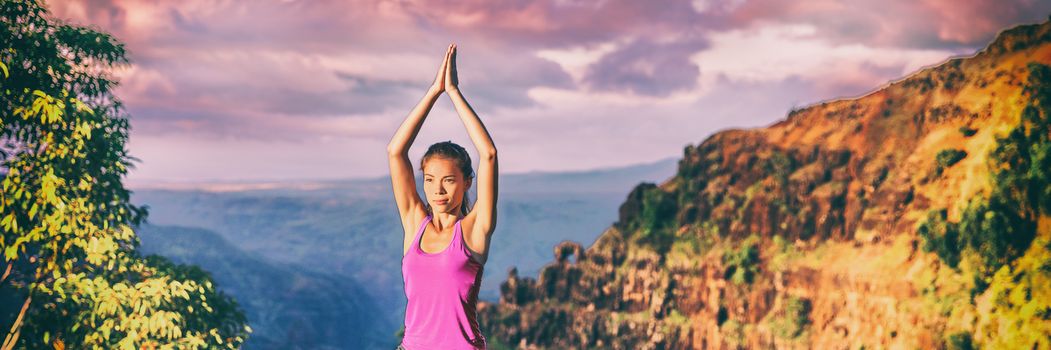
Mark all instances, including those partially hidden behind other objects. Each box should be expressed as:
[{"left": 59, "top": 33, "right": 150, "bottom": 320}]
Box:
[{"left": 420, "top": 141, "right": 474, "bottom": 217}]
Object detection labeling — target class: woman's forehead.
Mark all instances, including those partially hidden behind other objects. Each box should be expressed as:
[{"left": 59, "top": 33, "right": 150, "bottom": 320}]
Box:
[{"left": 423, "top": 159, "right": 460, "bottom": 175}]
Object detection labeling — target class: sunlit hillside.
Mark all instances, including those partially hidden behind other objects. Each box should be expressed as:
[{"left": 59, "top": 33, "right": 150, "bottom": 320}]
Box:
[{"left": 479, "top": 15, "right": 1051, "bottom": 350}]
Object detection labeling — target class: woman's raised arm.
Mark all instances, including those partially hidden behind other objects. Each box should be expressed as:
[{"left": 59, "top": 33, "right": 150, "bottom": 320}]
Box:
[
  {"left": 444, "top": 44, "right": 499, "bottom": 241},
  {"left": 387, "top": 45, "right": 453, "bottom": 224}
]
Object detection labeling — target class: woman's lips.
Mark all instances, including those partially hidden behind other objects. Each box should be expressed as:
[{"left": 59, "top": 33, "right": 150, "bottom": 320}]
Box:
[{"left": 436, "top": 199, "right": 449, "bottom": 204}]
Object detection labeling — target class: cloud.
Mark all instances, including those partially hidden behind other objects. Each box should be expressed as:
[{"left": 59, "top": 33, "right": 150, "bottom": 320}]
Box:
[
  {"left": 921, "top": 0, "right": 1050, "bottom": 45},
  {"left": 690, "top": 22, "right": 973, "bottom": 99},
  {"left": 581, "top": 35, "right": 708, "bottom": 97},
  {"left": 397, "top": 0, "right": 709, "bottom": 45},
  {"left": 42, "top": 0, "right": 1051, "bottom": 181},
  {"left": 48, "top": 0, "right": 580, "bottom": 140},
  {"left": 724, "top": 0, "right": 1051, "bottom": 49}
]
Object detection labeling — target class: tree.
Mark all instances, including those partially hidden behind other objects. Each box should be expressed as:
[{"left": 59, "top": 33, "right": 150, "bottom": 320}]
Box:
[{"left": 0, "top": 1, "right": 251, "bottom": 348}]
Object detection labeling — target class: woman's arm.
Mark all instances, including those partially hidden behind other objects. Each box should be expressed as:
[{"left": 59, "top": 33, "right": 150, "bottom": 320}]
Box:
[
  {"left": 445, "top": 44, "right": 498, "bottom": 241},
  {"left": 387, "top": 45, "right": 452, "bottom": 224}
]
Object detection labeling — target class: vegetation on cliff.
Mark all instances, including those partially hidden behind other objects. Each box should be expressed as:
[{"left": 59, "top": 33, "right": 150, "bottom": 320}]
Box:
[
  {"left": 479, "top": 16, "right": 1051, "bottom": 350},
  {"left": 918, "top": 61, "right": 1051, "bottom": 349}
]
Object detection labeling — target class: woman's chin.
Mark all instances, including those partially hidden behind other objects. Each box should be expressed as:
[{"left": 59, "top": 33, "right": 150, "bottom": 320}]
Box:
[{"left": 432, "top": 205, "right": 457, "bottom": 214}]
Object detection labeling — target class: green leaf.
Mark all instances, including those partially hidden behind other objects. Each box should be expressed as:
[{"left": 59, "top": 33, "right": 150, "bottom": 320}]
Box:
[
  {"left": 5, "top": 214, "right": 16, "bottom": 232},
  {"left": 1, "top": 213, "right": 12, "bottom": 228}
]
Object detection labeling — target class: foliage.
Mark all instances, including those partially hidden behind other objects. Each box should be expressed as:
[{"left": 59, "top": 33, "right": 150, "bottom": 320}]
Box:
[
  {"left": 768, "top": 296, "right": 811, "bottom": 339},
  {"left": 0, "top": 1, "right": 249, "bottom": 348},
  {"left": 720, "top": 319, "right": 746, "bottom": 349},
  {"left": 763, "top": 150, "right": 795, "bottom": 186},
  {"left": 918, "top": 194, "right": 1037, "bottom": 280},
  {"left": 919, "top": 63, "right": 1051, "bottom": 277},
  {"left": 917, "top": 208, "right": 962, "bottom": 268},
  {"left": 934, "top": 149, "right": 967, "bottom": 176},
  {"left": 991, "top": 63, "right": 1051, "bottom": 217},
  {"left": 393, "top": 325, "right": 405, "bottom": 348},
  {"left": 722, "top": 235, "right": 760, "bottom": 285},
  {"left": 768, "top": 235, "right": 801, "bottom": 273},
  {"left": 916, "top": 62, "right": 1051, "bottom": 348},
  {"left": 662, "top": 308, "right": 691, "bottom": 336},
  {"left": 946, "top": 331, "right": 975, "bottom": 350},
  {"left": 635, "top": 184, "right": 678, "bottom": 254},
  {"left": 973, "top": 238, "right": 1051, "bottom": 349},
  {"left": 486, "top": 335, "right": 514, "bottom": 350}
]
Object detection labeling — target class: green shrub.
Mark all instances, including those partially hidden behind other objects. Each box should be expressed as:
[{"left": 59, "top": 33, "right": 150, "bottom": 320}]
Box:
[
  {"left": 770, "top": 296, "right": 811, "bottom": 339},
  {"left": 720, "top": 319, "right": 746, "bottom": 348},
  {"left": 956, "top": 193, "right": 1035, "bottom": 275},
  {"left": 946, "top": 331, "right": 974, "bottom": 350},
  {"left": 486, "top": 335, "right": 515, "bottom": 350},
  {"left": 769, "top": 235, "right": 802, "bottom": 273},
  {"left": 918, "top": 194, "right": 1035, "bottom": 281},
  {"left": 722, "top": 235, "right": 760, "bottom": 284},
  {"left": 763, "top": 151, "right": 795, "bottom": 185},
  {"left": 917, "top": 208, "right": 962, "bottom": 268},
  {"left": 638, "top": 185, "right": 679, "bottom": 254},
  {"left": 934, "top": 149, "right": 967, "bottom": 176}
]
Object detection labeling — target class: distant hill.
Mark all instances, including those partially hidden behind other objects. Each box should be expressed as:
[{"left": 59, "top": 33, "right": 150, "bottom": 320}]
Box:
[
  {"left": 135, "top": 224, "right": 393, "bottom": 349},
  {"left": 129, "top": 156, "right": 678, "bottom": 347}
]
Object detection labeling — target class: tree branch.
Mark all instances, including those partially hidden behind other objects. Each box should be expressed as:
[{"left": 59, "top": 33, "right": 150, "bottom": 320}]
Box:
[{"left": 1, "top": 294, "right": 32, "bottom": 350}]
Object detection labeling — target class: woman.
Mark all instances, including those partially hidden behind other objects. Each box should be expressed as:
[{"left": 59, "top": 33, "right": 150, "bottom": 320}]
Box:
[{"left": 387, "top": 43, "right": 498, "bottom": 350}]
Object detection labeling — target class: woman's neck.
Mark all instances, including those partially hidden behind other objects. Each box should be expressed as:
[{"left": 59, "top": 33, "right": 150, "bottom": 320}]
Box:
[{"left": 430, "top": 211, "right": 461, "bottom": 231}]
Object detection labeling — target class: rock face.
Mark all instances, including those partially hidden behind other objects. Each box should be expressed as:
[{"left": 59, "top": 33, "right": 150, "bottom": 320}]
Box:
[{"left": 479, "top": 18, "right": 1051, "bottom": 350}]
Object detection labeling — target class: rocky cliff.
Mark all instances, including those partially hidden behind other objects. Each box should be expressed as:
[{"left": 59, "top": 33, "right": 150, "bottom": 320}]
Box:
[{"left": 478, "top": 16, "right": 1051, "bottom": 350}]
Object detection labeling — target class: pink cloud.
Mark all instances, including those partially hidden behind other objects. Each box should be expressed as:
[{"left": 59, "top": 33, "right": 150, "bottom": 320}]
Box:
[
  {"left": 727, "top": 0, "right": 1051, "bottom": 48},
  {"left": 922, "top": 0, "right": 1042, "bottom": 44},
  {"left": 40, "top": 0, "right": 1051, "bottom": 181}
]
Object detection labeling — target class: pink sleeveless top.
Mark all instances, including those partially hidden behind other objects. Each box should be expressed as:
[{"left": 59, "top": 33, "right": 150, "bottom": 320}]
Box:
[{"left": 401, "top": 214, "right": 487, "bottom": 349}]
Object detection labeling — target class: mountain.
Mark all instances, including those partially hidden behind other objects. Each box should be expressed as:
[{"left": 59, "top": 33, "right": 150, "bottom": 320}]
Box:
[
  {"left": 128, "top": 156, "right": 678, "bottom": 345},
  {"left": 134, "top": 224, "right": 393, "bottom": 349},
  {"left": 478, "top": 16, "right": 1051, "bottom": 349}
]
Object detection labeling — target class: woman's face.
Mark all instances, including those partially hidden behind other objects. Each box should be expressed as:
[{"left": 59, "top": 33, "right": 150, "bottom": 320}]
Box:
[{"left": 422, "top": 157, "right": 470, "bottom": 215}]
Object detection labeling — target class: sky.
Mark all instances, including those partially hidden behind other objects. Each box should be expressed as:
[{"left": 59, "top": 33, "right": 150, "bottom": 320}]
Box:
[{"left": 45, "top": 0, "right": 1051, "bottom": 186}]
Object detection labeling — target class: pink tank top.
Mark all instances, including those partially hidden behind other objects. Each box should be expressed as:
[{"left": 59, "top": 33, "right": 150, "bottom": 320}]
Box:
[{"left": 401, "top": 214, "right": 487, "bottom": 349}]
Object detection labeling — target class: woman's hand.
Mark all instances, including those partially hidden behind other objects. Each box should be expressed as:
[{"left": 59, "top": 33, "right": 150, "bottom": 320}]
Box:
[
  {"left": 429, "top": 44, "right": 453, "bottom": 95},
  {"left": 444, "top": 43, "right": 459, "bottom": 92}
]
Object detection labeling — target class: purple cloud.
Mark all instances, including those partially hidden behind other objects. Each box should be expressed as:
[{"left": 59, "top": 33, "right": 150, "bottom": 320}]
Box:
[
  {"left": 582, "top": 35, "right": 708, "bottom": 97},
  {"left": 42, "top": 0, "right": 1050, "bottom": 181}
]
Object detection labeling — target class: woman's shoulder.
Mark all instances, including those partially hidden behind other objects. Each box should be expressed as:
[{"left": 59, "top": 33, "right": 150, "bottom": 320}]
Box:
[{"left": 402, "top": 204, "right": 431, "bottom": 234}]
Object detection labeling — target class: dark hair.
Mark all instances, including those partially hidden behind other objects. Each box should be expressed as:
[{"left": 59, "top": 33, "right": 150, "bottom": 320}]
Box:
[{"left": 420, "top": 141, "right": 474, "bottom": 217}]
